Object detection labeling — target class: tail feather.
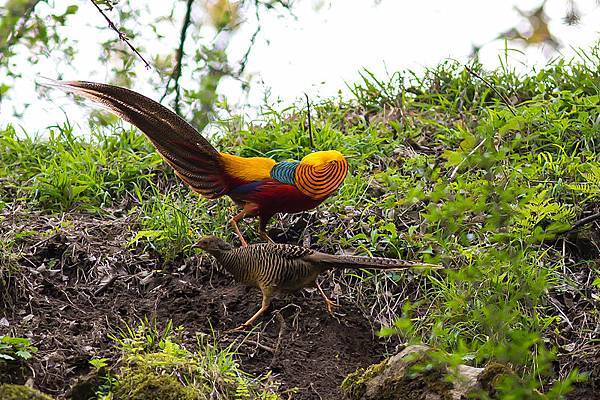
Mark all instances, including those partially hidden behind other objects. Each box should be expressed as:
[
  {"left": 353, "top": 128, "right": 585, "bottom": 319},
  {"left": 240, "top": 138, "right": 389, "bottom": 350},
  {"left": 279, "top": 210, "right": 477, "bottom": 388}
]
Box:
[
  {"left": 310, "top": 252, "right": 442, "bottom": 270},
  {"left": 40, "top": 79, "right": 230, "bottom": 199}
]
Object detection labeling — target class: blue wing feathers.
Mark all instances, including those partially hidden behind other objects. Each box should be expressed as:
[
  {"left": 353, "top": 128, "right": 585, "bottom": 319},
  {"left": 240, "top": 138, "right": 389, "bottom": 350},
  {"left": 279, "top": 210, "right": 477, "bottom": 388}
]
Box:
[
  {"left": 229, "top": 181, "right": 265, "bottom": 195},
  {"left": 270, "top": 161, "right": 299, "bottom": 185}
]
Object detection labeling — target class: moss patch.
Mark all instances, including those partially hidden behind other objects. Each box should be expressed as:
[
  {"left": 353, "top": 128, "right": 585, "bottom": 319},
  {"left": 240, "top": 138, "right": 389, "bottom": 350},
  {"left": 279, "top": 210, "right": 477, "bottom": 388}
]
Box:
[
  {"left": 0, "top": 384, "right": 54, "bottom": 400},
  {"left": 341, "top": 360, "right": 387, "bottom": 399},
  {"left": 341, "top": 348, "right": 454, "bottom": 400},
  {"left": 114, "top": 369, "right": 200, "bottom": 400}
]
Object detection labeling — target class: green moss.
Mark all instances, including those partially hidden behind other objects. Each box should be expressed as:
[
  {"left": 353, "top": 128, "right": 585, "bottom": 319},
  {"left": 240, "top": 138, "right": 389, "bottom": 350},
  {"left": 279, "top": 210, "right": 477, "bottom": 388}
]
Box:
[
  {"left": 0, "top": 384, "right": 54, "bottom": 400},
  {"left": 341, "top": 349, "right": 454, "bottom": 400},
  {"left": 114, "top": 369, "right": 201, "bottom": 400},
  {"left": 477, "top": 362, "right": 520, "bottom": 398},
  {"left": 341, "top": 360, "right": 387, "bottom": 399}
]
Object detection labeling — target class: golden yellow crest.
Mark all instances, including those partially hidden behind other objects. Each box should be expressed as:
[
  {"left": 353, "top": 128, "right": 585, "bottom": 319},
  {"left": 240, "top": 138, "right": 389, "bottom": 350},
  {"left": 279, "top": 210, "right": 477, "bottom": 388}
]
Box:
[{"left": 300, "top": 150, "right": 346, "bottom": 166}]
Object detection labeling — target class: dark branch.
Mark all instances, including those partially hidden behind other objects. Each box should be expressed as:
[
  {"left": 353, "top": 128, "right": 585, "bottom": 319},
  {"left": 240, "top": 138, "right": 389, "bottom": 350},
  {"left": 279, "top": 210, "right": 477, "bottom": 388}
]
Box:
[
  {"left": 464, "top": 65, "right": 517, "bottom": 116},
  {"left": 4, "top": 0, "right": 43, "bottom": 50},
  {"left": 304, "top": 93, "right": 315, "bottom": 150},
  {"left": 567, "top": 211, "right": 600, "bottom": 232},
  {"left": 237, "top": 2, "right": 262, "bottom": 76},
  {"left": 161, "top": 0, "right": 194, "bottom": 115},
  {"left": 238, "top": 25, "right": 261, "bottom": 76},
  {"left": 89, "top": 0, "right": 151, "bottom": 69}
]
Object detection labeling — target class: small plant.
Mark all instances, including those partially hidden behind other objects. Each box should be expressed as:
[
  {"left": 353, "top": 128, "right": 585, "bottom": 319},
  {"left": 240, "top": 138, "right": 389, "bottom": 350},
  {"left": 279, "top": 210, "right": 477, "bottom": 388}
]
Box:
[
  {"left": 98, "top": 319, "right": 281, "bottom": 399},
  {"left": 0, "top": 336, "right": 37, "bottom": 363}
]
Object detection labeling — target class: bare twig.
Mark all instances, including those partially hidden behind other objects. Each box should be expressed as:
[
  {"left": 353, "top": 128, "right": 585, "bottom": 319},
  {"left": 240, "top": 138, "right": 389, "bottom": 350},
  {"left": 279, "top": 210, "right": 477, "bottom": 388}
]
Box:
[
  {"left": 448, "top": 138, "right": 487, "bottom": 181},
  {"left": 464, "top": 65, "right": 517, "bottom": 116},
  {"left": 565, "top": 211, "right": 600, "bottom": 233},
  {"left": 4, "top": 0, "right": 43, "bottom": 51},
  {"left": 160, "top": 0, "right": 194, "bottom": 114},
  {"left": 238, "top": 4, "right": 262, "bottom": 76},
  {"left": 269, "top": 311, "right": 286, "bottom": 368},
  {"left": 304, "top": 93, "right": 315, "bottom": 150},
  {"left": 89, "top": 0, "right": 151, "bottom": 69},
  {"left": 243, "top": 339, "right": 275, "bottom": 353},
  {"left": 93, "top": 274, "right": 117, "bottom": 296}
]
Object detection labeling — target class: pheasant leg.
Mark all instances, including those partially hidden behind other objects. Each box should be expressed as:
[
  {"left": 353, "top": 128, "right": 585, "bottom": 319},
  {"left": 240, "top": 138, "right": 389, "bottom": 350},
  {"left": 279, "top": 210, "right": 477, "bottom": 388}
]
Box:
[
  {"left": 230, "top": 288, "right": 273, "bottom": 331},
  {"left": 230, "top": 213, "right": 248, "bottom": 247},
  {"left": 230, "top": 204, "right": 259, "bottom": 247},
  {"left": 315, "top": 280, "right": 337, "bottom": 315},
  {"left": 259, "top": 229, "right": 275, "bottom": 243}
]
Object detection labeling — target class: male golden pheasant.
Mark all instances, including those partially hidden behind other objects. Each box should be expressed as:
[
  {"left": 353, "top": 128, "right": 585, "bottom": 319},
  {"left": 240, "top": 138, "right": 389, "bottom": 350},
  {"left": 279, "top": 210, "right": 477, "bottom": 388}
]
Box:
[
  {"left": 196, "top": 236, "right": 442, "bottom": 330},
  {"left": 45, "top": 81, "right": 348, "bottom": 246}
]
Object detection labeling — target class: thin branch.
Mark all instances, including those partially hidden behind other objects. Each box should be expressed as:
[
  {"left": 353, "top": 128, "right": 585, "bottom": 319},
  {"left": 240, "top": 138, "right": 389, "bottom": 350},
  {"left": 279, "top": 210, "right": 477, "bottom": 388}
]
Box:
[
  {"left": 464, "top": 65, "right": 517, "bottom": 116},
  {"left": 566, "top": 211, "right": 600, "bottom": 232},
  {"left": 161, "top": 0, "right": 194, "bottom": 114},
  {"left": 304, "top": 93, "right": 315, "bottom": 150},
  {"left": 89, "top": 0, "right": 151, "bottom": 69},
  {"left": 4, "top": 0, "right": 43, "bottom": 51},
  {"left": 237, "top": 2, "right": 262, "bottom": 76},
  {"left": 448, "top": 138, "right": 487, "bottom": 181},
  {"left": 237, "top": 25, "right": 261, "bottom": 75}
]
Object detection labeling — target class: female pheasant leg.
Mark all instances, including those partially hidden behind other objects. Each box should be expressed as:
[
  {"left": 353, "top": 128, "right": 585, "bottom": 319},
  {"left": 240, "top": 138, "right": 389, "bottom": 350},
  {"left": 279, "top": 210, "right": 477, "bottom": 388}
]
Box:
[
  {"left": 315, "top": 280, "right": 337, "bottom": 315},
  {"left": 231, "top": 287, "right": 273, "bottom": 331}
]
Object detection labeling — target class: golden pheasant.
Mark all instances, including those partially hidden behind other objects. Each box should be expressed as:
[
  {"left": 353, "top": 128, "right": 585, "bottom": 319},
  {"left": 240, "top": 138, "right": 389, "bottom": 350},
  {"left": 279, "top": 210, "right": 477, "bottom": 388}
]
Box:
[
  {"left": 44, "top": 81, "right": 348, "bottom": 246},
  {"left": 196, "top": 236, "right": 442, "bottom": 330}
]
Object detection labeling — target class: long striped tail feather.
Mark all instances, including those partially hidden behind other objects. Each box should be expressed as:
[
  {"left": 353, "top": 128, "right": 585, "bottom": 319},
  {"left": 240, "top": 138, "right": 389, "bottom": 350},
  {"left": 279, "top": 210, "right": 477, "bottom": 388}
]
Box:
[
  {"left": 309, "top": 252, "right": 442, "bottom": 270},
  {"left": 39, "top": 79, "right": 230, "bottom": 199}
]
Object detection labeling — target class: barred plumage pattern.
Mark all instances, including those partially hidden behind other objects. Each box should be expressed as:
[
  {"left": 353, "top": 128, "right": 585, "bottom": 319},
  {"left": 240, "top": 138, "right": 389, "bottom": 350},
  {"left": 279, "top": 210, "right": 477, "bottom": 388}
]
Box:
[
  {"left": 207, "top": 240, "right": 435, "bottom": 291},
  {"left": 196, "top": 236, "right": 441, "bottom": 329},
  {"left": 214, "top": 243, "right": 319, "bottom": 292}
]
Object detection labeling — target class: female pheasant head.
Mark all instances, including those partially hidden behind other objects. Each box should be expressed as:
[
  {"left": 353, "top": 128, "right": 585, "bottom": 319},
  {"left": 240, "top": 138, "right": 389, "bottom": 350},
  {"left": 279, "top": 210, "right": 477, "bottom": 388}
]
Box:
[{"left": 195, "top": 236, "right": 234, "bottom": 254}]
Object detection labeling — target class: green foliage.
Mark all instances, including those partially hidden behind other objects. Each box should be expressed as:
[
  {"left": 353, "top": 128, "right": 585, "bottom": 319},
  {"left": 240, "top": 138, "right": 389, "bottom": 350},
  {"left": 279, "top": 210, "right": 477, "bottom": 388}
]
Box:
[
  {"left": 0, "top": 1, "right": 79, "bottom": 71},
  {"left": 348, "top": 55, "right": 600, "bottom": 396},
  {"left": 128, "top": 187, "right": 230, "bottom": 262},
  {"left": 0, "top": 336, "right": 37, "bottom": 363},
  {"left": 0, "top": 123, "right": 162, "bottom": 211},
  {"left": 99, "top": 319, "right": 281, "bottom": 400}
]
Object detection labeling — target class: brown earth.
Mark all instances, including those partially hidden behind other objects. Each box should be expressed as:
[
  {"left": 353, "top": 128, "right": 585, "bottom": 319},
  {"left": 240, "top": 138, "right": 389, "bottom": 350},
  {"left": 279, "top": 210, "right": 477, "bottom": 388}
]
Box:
[
  {"left": 1, "top": 207, "right": 599, "bottom": 399},
  {"left": 0, "top": 209, "right": 393, "bottom": 399}
]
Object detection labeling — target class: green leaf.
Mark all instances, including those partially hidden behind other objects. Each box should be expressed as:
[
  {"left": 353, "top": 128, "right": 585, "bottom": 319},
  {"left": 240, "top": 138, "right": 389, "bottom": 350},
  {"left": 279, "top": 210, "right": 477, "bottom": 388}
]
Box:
[
  {"left": 15, "top": 350, "right": 32, "bottom": 360},
  {"left": 65, "top": 4, "right": 79, "bottom": 15}
]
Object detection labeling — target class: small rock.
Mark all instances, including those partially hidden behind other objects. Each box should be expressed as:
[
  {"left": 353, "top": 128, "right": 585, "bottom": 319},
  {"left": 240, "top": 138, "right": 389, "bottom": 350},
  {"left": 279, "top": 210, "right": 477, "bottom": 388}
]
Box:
[{"left": 341, "top": 344, "right": 512, "bottom": 400}]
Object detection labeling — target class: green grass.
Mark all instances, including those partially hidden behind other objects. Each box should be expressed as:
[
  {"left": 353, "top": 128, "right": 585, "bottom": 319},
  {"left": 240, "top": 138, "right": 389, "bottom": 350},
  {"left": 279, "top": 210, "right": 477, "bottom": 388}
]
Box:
[
  {"left": 1, "top": 43, "right": 599, "bottom": 397},
  {"left": 0, "top": 122, "right": 163, "bottom": 211}
]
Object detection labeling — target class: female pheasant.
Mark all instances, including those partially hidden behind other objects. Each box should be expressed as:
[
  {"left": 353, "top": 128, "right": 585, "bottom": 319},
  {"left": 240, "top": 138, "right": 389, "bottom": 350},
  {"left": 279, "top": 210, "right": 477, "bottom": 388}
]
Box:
[{"left": 45, "top": 81, "right": 348, "bottom": 246}]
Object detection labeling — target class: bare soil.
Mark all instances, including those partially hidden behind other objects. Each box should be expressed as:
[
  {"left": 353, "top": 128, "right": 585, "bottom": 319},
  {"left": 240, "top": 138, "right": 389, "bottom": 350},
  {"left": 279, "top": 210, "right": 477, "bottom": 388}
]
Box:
[
  {"left": 1, "top": 207, "right": 599, "bottom": 399},
  {"left": 0, "top": 209, "right": 392, "bottom": 399}
]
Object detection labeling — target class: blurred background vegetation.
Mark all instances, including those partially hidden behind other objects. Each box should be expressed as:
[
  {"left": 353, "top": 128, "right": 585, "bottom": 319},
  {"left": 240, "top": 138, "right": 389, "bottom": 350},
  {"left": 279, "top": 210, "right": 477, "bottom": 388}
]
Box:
[{"left": 1, "top": 0, "right": 599, "bottom": 132}]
